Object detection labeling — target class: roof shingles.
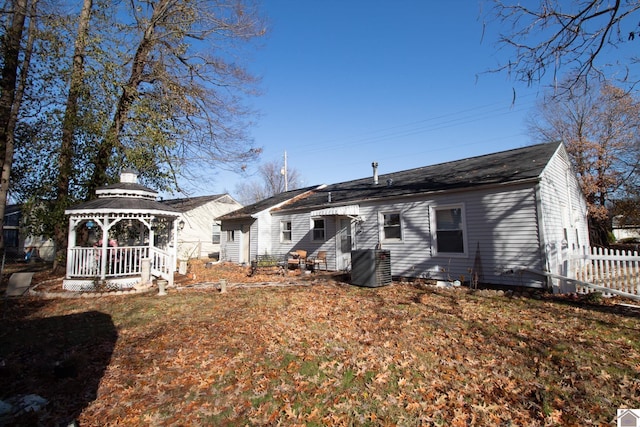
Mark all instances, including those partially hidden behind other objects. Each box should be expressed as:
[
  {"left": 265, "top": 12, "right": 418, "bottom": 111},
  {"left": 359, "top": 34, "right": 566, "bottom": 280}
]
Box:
[{"left": 219, "top": 142, "right": 561, "bottom": 219}]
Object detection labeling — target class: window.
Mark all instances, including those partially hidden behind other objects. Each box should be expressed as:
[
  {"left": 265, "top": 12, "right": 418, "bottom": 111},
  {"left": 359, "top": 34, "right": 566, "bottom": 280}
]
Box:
[
  {"left": 227, "top": 230, "right": 235, "bottom": 242},
  {"left": 281, "top": 221, "right": 292, "bottom": 242},
  {"left": 212, "top": 223, "right": 221, "bottom": 244},
  {"left": 4, "top": 212, "right": 19, "bottom": 227},
  {"left": 3, "top": 229, "right": 18, "bottom": 249},
  {"left": 382, "top": 212, "right": 402, "bottom": 240},
  {"left": 434, "top": 206, "right": 465, "bottom": 253},
  {"left": 312, "top": 218, "right": 325, "bottom": 241}
]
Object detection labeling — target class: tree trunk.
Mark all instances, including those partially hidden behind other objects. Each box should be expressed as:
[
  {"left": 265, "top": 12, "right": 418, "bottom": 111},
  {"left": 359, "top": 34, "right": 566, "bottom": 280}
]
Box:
[
  {"left": 87, "top": 0, "right": 171, "bottom": 197},
  {"left": 52, "top": 0, "right": 93, "bottom": 273},
  {"left": 589, "top": 215, "right": 611, "bottom": 247},
  {"left": 0, "top": 0, "right": 28, "bottom": 253}
]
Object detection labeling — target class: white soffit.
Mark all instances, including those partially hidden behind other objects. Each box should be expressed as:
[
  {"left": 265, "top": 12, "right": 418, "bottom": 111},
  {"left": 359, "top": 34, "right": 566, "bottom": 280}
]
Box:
[{"left": 310, "top": 205, "right": 360, "bottom": 217}]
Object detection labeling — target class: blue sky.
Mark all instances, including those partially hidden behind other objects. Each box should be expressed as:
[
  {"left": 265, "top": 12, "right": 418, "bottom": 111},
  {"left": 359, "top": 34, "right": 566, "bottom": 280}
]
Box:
[{"left": 197, "top": 1, "right": 546, "bottom": 197}]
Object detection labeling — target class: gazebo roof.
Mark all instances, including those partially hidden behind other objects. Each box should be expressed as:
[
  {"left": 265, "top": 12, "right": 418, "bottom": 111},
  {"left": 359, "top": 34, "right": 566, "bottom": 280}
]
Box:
[
  {"left": 65, "top": 170, "right": 180, "bottom": 217},
  {"left": 65, "top": 196, "right": 181, "bottom": 216}
]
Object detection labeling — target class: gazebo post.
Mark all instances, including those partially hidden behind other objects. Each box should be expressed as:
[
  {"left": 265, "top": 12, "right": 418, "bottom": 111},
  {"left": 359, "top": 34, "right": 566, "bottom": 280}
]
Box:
[
  {"left": 65, "top": 217, "right": 78, "bottom": 279},
  {"left": 99, "top": 219, "right": 109, "bottom": 281},
  {"left": 148, "top": 218, "right": 155, "bottom": 261},
  {"left": 169, "top": 219, "right": 178, "bottom": 287}
]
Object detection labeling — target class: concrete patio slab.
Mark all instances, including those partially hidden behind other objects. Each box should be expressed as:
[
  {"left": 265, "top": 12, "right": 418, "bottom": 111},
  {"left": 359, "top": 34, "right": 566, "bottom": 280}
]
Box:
[{"left": 6, "top": 272, "right": 35, "bottom": 296}]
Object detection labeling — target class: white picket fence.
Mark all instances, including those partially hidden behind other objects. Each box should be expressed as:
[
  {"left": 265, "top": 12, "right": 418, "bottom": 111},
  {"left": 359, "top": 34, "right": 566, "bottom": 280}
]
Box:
[{"left": 569, "top": 246, "right": 640, "bottom": 298}]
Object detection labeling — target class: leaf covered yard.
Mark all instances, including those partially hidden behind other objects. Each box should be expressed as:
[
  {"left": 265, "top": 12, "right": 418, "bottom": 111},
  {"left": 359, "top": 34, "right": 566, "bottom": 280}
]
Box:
[{"left": 2, "top": 265, "right": 640, "bottom": 426}]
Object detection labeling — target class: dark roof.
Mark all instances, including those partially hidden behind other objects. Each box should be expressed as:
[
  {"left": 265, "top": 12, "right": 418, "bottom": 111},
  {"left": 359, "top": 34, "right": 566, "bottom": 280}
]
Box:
[
  {"left": 217, "top": 186, "right": 319, "bottom": 220},
  {"left": 98, "top": 181, "right": 157, "bottom": 194},
  {"left": 278, "top": 142, "right": 561, "bottom": 212},
  {"left": 67, "top": 196, "right": 181, "bottom": 214},
  {"left": 161, "top": 195, "right": 229, "bottom": 212},
  {"left": 220, "top": 143, "right": 561, "bottom": 219}
]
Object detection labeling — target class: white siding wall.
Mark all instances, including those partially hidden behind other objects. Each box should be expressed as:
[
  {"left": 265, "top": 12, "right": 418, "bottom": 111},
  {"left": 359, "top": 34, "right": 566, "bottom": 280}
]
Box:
[
  {"left": 254, "top": 212, "right": 272, "bottom": 257},
  {"left": 354, "top": 185, "right": 544, "bottom": 287},
  {"left": 538, "top": 146, "right": 590, "bottom": 279},
  {"left": 271, "top": 213, "right": 312, "bottom": 254},
  {"left": 263, "top": 183, "right": 546, "bottom": 286},
  {"left": 177, "top": 197, "right": 242, "bottom": 259},
  {"left": 220, "top": 220, "right": 245, "bottom": 263},
  {"left": 270, "top": 212, "right": 340, "bottom": 269}
]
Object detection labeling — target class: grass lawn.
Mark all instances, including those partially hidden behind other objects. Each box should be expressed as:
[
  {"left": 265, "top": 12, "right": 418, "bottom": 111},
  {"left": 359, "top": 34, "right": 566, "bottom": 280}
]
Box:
[{"left": 1, "top": 264, "right": 640, "bottom": 426}]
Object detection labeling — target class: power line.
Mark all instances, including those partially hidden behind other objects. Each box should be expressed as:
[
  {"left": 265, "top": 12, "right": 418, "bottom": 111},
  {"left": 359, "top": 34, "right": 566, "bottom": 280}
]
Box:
[{"left": 282, "top": 94, "right": 538, "bottom": 156}]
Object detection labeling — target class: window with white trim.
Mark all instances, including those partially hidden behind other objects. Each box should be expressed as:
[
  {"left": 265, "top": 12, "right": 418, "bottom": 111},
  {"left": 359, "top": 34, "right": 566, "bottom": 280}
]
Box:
[
  {"left": 281, "top": 220, "right": 292, "bottom": 242},
  {"left": 212, "top": 222, "right": 221, "bottom": 244},
  {"left": 312, "top": 218, "right": 325, "bottom": 241},
  {"left": 382, "top": 212, "right": 402, "bottom": 241},
  {"left": 227, "top": 230, "right": 235, "bottom": 242},
  {"left": 434, "top": 206, "right": 465, "bottom": 253}
]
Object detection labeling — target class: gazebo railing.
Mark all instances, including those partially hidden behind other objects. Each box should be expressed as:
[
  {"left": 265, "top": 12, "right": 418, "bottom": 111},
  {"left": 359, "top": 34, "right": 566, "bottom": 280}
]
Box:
[
  {"left": 150, "top": 247, "right": 173, "bottom": 282},
  {"left": 67, "top": 246, "right": 151, "bottom": 278}
]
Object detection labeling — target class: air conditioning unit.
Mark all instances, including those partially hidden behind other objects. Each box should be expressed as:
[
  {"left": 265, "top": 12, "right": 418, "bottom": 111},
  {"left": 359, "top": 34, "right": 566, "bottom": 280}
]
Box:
[{"left": 351, "top": 249, "right": 391, "bottom": 287}]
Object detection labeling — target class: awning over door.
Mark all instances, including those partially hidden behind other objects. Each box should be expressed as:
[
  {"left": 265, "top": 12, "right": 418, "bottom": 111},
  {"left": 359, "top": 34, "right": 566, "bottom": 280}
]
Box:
[{"left": 310, "top": 205, "right": 360, "bottom": 217}]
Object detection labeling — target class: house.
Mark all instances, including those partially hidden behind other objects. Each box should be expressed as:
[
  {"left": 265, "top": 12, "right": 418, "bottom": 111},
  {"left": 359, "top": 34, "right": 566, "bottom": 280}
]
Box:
[
  {"left": 161, "top": 194, "right": 242, "bottom": 261},
  {"left": 218, "top": 187, "right": 319, "bottom": 264},
  {"left": 612, "top": 215, "right": 640, "bottom": 242},
  {"left": 3, "top": 204, "right": 55, "bottom": 262},
  {"left": 219, "top": 142, "right": 590, "bottom": 289}
]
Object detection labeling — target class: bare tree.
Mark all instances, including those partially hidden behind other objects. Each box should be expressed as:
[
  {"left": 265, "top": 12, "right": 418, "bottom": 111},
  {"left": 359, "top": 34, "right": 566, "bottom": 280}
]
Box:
[
  {"left": 235, "top": 160, "right": 302, "bottom": 204},
  {"left": 527, "top": 78, "right": 640, "bottom": 245},
  {"left": 87, "top": 0, "right": 266, "bottom": 196},
  {"left": 486, "top": 1, "right": 640, "bottom": 90}
]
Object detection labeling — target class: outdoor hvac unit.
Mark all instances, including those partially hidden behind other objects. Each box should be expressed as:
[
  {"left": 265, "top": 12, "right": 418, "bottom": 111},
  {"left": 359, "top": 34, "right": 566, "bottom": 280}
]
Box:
[{"left": 351, "top": 249, "right": 392, "bottom": 287}]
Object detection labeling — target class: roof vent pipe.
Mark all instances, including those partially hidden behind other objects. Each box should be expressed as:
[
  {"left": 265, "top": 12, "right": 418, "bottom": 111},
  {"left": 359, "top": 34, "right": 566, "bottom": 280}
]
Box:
[
  {"left": 372, "top": 162, "right": 379, "bottom": 185},
  {"left": 328, "top": 192, "right": 332, "bottom": 203}
]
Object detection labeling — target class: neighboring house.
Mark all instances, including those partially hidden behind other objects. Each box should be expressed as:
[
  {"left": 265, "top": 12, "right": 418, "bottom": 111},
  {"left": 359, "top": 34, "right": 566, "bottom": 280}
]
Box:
[
  {"left": 219, "top": 142, "right": 590, "bottom": 289},
  {"left": 612, "top": 215, "right": 640, "bottom": 242},
  {"left": 2, "top": 204, "right": 55, "bottom": 262},
  {"left": 162, "top": 194, "right": 243, "bottom": 260},
  {"left": 218, "top": 187, "right": 319, "bottom": 264}
]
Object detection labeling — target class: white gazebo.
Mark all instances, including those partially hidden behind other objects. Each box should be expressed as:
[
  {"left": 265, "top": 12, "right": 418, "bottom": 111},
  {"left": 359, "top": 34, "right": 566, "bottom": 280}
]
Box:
[{"left": 63, "top": 170, "right": 182, "bottom": 291}]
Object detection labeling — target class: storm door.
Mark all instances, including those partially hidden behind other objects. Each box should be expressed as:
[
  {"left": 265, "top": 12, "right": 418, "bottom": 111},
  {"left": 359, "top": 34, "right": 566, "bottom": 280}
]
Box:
[{"left": 336, "top": 218, "right": 353, "bottom": 271}]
